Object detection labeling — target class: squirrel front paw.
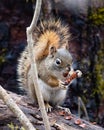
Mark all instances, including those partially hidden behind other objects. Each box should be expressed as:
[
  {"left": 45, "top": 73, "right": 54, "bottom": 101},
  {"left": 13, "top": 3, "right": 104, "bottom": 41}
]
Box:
[{"left": 59, "top": 80, "right": 67, "bottom": 89}]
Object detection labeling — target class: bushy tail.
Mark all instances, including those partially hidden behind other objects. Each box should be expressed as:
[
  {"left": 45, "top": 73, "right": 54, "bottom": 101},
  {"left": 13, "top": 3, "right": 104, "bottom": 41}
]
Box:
[{"left": 17, "top": 46, "right": 30, "bottom": 88}]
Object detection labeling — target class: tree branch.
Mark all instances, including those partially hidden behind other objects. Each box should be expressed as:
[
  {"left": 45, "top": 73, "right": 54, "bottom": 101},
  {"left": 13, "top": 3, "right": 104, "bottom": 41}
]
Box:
[
  {"left": 0, "top": 85, "right": 36, "bottom": 130},
  {"left": 78, "top": 97, "right": 89, "bottom": 121},
  {"left": 26, "top": 0, "right": 51, "bottom": 130}
]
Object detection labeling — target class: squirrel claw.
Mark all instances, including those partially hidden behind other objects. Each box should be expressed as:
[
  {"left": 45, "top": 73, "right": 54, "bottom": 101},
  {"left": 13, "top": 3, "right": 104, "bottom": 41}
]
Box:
[
  {"left": 59, "top": 80, "right": 67, "bottom": 89},
  {"left": 45, "top": 102, "right": 53, "bottom": 112},
  {"left": 38, "top": 103, "right": 52, "bottom": 112}
]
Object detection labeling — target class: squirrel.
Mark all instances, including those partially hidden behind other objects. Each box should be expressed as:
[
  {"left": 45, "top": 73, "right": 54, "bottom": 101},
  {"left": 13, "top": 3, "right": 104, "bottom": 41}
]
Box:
[{"left": 17, "top": 18, "right": 81, "bottom": 112}]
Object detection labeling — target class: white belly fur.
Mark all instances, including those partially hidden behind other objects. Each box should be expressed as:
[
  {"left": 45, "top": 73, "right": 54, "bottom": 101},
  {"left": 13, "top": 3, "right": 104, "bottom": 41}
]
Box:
[{"left": 38, "top": 79, "right": 67, "bottom": 106}]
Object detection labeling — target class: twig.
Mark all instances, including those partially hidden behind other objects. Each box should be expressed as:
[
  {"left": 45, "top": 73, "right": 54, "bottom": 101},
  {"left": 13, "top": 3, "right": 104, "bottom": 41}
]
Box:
[
  {"left": 78, "top": 97, "right": 89, "bottom": 121},
  {"left": 27, "top": 0, "right": 41, "bottom": 33},
  {"left": 26, "top": 0, "right": 51, "bottom": 130},
  {"left": 78, "top": 97, "right": 81, "bottom": 118},
  {"left": 0, "top": 85, "right": 36, "bottom": 130}
]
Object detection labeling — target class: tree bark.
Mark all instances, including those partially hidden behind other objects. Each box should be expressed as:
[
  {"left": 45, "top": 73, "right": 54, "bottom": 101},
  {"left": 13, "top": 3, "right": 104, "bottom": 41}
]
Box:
[{"left": 0, "top": 90, "right": 103, "bottom": 130}]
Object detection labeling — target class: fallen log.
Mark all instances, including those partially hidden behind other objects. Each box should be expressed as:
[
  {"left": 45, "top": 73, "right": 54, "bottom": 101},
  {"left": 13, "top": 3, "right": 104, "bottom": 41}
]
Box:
[{"left": 0, "top": 91, "right": 103, "bottom": 130}]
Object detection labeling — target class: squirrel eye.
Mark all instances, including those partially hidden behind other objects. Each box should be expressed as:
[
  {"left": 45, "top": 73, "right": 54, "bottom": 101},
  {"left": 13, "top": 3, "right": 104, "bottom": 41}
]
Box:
[{"left": 55, "top": 58, "right": 62, "bottom": 66}]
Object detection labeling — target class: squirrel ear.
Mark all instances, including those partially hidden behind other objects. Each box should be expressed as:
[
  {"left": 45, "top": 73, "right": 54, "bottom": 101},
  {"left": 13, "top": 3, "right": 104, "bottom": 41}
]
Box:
[
  {"left": 62, "top": 43, "right": 69, "bottom": 50},
  {"left": 65, "top": 44, "right": 69, "bottom": 50},
  {"left": 49, "top": 46, "right": 57, "bottom": 57}
]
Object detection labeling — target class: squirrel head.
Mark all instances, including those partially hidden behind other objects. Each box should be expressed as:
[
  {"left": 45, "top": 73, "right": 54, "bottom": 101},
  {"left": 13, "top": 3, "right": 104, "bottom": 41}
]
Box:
[{"left": 45, "top": 46, "right": 73, "bottom": 82}]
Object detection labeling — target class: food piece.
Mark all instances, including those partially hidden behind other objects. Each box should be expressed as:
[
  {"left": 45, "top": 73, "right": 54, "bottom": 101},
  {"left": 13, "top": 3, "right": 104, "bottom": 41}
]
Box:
[{"left": 64, "top": 70, "right": 82, "bottom": 85}]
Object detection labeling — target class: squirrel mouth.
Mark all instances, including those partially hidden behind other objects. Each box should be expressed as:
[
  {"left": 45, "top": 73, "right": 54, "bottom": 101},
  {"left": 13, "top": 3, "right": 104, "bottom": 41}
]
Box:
[{"left": 61, "top": 71, "right": 71, "bottom": 86}]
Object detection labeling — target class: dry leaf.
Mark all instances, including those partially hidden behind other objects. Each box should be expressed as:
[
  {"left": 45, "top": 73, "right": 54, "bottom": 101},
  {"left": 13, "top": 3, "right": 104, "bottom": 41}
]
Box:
[
  {"left": 58, "top": 110, "right": 66, "bottom": 116},
  {"left": 74, "top": 119, "right": 82, "bottom": 125}
]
